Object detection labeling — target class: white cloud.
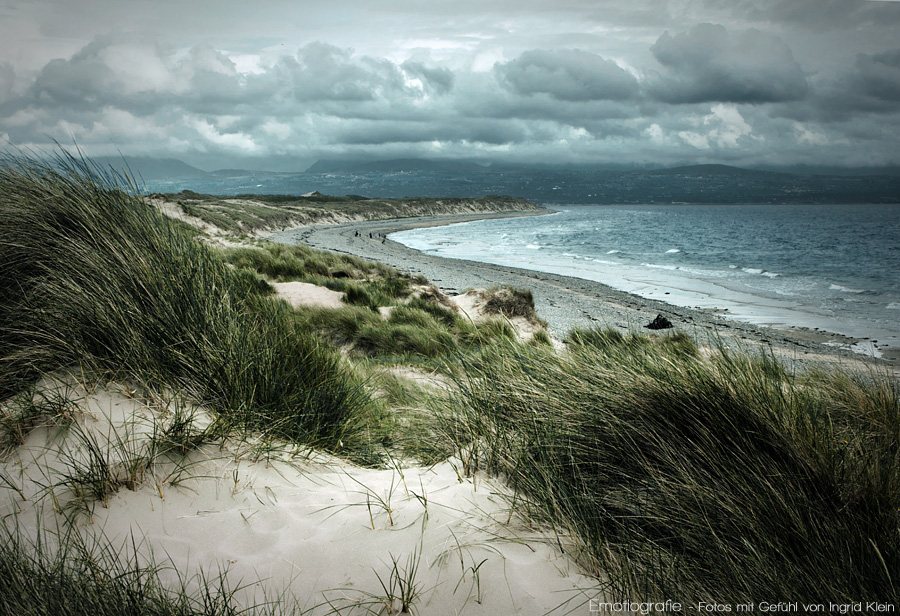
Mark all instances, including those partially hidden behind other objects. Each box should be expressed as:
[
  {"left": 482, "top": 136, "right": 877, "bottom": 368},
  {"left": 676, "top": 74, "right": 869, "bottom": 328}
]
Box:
[
  {"left": 644, "top": 123, "right": 665, "bottom": 143},
  {"left": 261, "top": 120, "right": 292, "bottom": 140},
  {"left": 678, "top": 130, "right": 710, "bottom": 149},
  {"left": 192, "top": 119, "right": 259, "bottom": 152},
  {"left": 705, "top": 104, "right": 753, "bottom": 148}
]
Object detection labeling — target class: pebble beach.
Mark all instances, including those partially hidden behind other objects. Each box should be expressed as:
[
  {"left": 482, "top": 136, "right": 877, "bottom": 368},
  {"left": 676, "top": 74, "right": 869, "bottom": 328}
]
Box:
[{"left": 270, "top": 210, "right": 898, "bottom": 371}]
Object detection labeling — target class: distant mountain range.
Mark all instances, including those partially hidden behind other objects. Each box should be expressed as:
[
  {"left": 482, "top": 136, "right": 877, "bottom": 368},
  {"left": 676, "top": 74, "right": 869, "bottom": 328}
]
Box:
[
  {"left": 99, "top": 156, "right": 900, "bottom": 204},
  {"left": 304, "top": 159, "right": 900, "bottom": 177},
  {"left": 306, "top": 158, "right": 490, "bottom": 174}
]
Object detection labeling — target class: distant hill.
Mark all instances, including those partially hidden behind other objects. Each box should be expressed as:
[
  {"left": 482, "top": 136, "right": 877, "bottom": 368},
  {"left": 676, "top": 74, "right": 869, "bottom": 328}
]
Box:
[
  {"left": 209, "top": 168, "right": 257, "bottom": 176},
  {"left": 94, "top": 157, "right": 210, "bottom": 181},
  {"left": 127, "top": 155, "right": 900, "bottom": 205},
  {"left": 646, "top": 164, "right": 784, "bottom": 177},
  {"left": 757, "top": 164, "right": 900, "bottom": 177},
  {"left": 306, "top": 158, "right": 489, "bottom": 174}
]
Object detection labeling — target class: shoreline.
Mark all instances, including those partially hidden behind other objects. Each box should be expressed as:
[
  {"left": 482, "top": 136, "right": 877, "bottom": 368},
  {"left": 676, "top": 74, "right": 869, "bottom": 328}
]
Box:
[{"left": 270, "top": 210, "right": 898, "bottom": 370}]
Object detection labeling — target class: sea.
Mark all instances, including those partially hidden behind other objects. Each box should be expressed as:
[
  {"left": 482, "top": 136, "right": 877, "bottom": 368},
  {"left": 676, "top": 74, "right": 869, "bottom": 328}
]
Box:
[{"left": 390, "top": 204, "right": 900, "bottom": 358}]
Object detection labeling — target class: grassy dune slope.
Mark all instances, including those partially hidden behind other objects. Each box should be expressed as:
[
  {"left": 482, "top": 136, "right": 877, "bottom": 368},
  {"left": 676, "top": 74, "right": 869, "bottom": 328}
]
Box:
[
  {"left": 0, "top": 153, "right": 370, "bottom": 453},
  {"left": 437, "top": 336, "right": 900, "bottom": 602}
]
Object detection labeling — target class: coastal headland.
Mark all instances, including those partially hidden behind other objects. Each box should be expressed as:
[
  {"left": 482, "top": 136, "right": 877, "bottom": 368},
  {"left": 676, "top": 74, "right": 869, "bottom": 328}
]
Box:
[{"left": 271, "top": 209, "right": 898, "bottom": 369}]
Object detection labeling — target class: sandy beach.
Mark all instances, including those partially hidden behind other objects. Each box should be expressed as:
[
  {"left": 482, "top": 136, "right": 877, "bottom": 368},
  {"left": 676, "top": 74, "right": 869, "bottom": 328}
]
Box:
[{"left": 270, "top": 210, "right": 898, "bottom": 370}]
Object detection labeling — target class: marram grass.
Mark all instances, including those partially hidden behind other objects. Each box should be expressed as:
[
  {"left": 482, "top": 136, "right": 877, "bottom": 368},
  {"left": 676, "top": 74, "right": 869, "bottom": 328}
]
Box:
[
  {"left": 434, "top": 332, "right": 900, "bottom": 604},
  {"left": 0, "top": 151, "right": 372, "bottom": 454},
  {"left": 0, "top": 522, "right": 295, "bottom": 616}
]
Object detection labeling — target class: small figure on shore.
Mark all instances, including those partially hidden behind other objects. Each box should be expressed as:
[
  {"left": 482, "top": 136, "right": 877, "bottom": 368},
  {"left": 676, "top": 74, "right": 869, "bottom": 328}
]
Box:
[
  {"left": 369, "top": 232, "right": 373, "bottom": 239},
  {"left": 354, "top": 231, "right": 359, "bottom": 237},
  {"left": 381, "top": 236, "right": 386, "bottom": 244}
]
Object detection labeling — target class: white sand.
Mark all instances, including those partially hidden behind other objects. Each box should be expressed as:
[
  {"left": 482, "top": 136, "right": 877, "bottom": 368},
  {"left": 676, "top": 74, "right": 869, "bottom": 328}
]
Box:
[
  {"left": 273, "top": 281, "right": 345, "bottom": 309},
  {"left": 0, "top": 376, "right": 599, "bottom": 614}
]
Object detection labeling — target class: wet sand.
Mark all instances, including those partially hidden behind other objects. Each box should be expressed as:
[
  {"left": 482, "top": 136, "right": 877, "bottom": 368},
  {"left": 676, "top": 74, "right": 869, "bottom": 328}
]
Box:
[{"left": 270, "top": 211, "right": 898, "bottom": 372}]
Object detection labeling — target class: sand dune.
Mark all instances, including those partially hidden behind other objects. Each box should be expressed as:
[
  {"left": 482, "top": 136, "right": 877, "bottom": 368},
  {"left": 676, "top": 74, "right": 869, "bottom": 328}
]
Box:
[{"left": 0, "top": 375, "right": 598, "bottom": 614}]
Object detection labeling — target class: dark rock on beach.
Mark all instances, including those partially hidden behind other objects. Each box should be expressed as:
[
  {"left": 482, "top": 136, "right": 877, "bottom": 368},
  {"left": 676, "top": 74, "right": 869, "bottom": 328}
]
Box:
[{"left": 645, "top": 314, "right": 674, "bottom": 330}]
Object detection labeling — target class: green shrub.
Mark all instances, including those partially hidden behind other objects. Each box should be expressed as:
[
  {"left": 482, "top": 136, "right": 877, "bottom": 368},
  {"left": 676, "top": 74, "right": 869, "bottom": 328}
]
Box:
[
  {"left": 529, "top": 328, "right": 553, "bottom": 347},
  {"left": 387, "top": 304, "right": 444, "bottom": 329}
]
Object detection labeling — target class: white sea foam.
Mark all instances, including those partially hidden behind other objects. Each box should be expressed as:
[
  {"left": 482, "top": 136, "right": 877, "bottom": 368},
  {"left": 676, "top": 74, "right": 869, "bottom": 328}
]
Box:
[
  {"left": 526, "top": 244, "right": 541, "bottom": 249},
  {"left": 740, "top": 268, "right": 780, "bottom": 278},
  {"left": 887, "top": 302, "right": 900, "bottom": 310},
  {"left": 606, "top": 249, "right": 621, "bottom": 254},
  {"left": 830, "top": 283, "right": 864, "bottom": 294},
  {"left": 644, "top": 263, "right": 678, "bottom": 271},
  {"left": 666, "top": 248, "right": 681, "bottom": 254}
]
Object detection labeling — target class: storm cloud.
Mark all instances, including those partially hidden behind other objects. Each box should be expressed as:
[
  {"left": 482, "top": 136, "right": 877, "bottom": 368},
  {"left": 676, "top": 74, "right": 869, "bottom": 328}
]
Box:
[
  {"left": 853, "top": 49, "right": 900, "bottom": 102},
  {"left": 496, "top": 49, "right": 640, "bottom": 102},
  {"left": 1, "top": 0, "right": 899, "bottom": 170},
  {"left": 649, "top": 24, "right": 809, "bottom": 104}
]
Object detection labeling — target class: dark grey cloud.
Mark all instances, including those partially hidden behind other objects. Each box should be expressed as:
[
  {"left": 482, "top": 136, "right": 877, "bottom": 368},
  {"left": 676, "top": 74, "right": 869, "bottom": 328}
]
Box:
[
  {"left": 0, "top": 62, "right": 13, "bottom": 104},
  {"left": 333, "top": 118, "right": 526, "bottom": 146},
  {"left": 496, "top": 49, "right": 640, "bottom": 102},
  {"left": 853, "top": 49, "right": 900, "bottom": 102},
  {"left": 649, "top": 23, "right": 809, "bottom": 104},
  {"left": 789, "top": 47, "right": 900, "bottom": 122},
  {"left": 15, "top": 36, "right": 452, "bottom": 122},
  {"left": 273, "top": 42, "right": 405, "bottom": 103}
]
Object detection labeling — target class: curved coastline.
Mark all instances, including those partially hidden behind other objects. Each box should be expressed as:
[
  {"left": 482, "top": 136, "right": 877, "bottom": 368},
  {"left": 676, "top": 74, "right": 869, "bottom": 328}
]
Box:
[{"left": 270, "top": 210, "right": 898, "bottom": 369}]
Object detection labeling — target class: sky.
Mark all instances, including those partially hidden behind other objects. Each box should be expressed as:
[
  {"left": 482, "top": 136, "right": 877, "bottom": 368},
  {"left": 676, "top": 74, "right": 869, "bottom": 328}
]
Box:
[{"left": 1, "top": 0, "right": 899, "bottom": 171}]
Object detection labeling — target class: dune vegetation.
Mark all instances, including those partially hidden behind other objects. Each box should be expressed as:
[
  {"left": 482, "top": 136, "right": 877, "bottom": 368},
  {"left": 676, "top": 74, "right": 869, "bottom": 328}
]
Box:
[
  {"left": 165, "top": 189, "right": 539, "bottom": 234},
  {"left": 0, "top": 152, "right": 898, "bottom": 613},
  {"left": 435, "top": 337, "right": 900, "bottom": 603}
]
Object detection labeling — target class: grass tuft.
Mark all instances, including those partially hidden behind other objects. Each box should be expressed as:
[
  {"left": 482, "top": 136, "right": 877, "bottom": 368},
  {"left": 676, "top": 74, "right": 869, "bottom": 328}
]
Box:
[
  {"left": 0, "top": 523, "right": 292, "bottom": 615},
  {"left": 481, "top": 286, "right": 537, "bottom": 320}
]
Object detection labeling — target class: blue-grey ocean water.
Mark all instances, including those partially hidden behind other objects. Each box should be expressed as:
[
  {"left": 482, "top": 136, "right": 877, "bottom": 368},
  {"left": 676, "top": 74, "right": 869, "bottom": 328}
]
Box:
[{"left": 391, "top": 204, "right": 900, "bottom": 357}]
